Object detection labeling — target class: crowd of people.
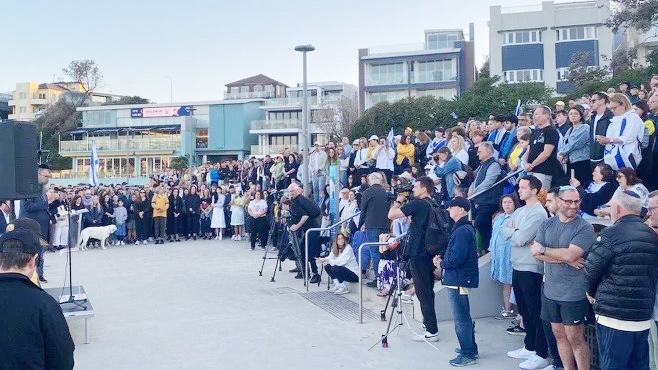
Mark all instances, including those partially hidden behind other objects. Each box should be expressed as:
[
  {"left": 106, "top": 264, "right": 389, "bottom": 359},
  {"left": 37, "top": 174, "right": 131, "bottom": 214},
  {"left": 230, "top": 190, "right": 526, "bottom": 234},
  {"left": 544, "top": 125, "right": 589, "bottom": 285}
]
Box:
[{"left": 2, "top": 83, "right": 658, "bottom": 368}]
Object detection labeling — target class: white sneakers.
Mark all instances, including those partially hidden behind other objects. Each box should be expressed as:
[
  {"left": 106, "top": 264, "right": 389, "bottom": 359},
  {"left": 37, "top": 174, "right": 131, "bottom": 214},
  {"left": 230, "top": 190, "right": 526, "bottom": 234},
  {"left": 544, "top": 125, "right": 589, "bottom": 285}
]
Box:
[
  {"left": 334, "top": 285, "right": 349, "bottom": 295},
  {"left": 412, "top": 331, "right": 440, "bottom": 342},
  {"left": 135, "top": 241, "right": 141, "bottom": 245},
  {"left": 519, "top": 354, "right": 550, "bottom": 369},
  {"left": 507, "top": 347, "right": 535, "bottom": 359}
]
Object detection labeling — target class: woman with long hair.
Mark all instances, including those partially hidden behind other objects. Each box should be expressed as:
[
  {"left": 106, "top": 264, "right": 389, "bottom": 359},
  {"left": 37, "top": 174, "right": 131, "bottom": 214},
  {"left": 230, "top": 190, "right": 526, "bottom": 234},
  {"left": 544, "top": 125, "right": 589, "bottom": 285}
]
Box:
[
  {"left": 490, "top": 193, "right": 521, "bottom": 319},
  {"left": 316, "top": 232, "right": 359, "bottom": 295},
  {"left": 184, "top": 185, "right": 201, "bottom": 240},
  {"left": 210, "top": 186, "right": 226, "bottom": 240},
  {"left": 448, "top": 135, "right": 469, "bottom": 166},
  {"left": 134, "top": 193, "right": 151, "bottom": 245},
  {"left": 395, "top": 135, "right": 415, "bottom": 175},
  {"left": 433, "top": 146, "right": 463, "bottom": 200},
  {"left": 230, "top": 191, "right": 246, "bottom": 240},
  {"left": 200, "top": 188, "right": 213, "bottom": 239},
  {"left": 167, "top": 188, "right": 184, "bottom": 242},
  {"left": 570, "top": 163, "right": 616, "bottom": 219},
  {"left": 283, "top": 154, "right": 298, "bottom": 187},
  {"left": 599, "top": 93, "right": 644, "bottom": 170},
  {"left": 247, "top": 190, "right": 268, "bottom": 250},
  {"left": 127, "top": 192, "right": 138, "bottom": 243},
  {"left": 557, "top": 105, "right": 592, "bottom": 186},
  {"left": 595, "top": 167, "right": 650, "bottom": 217}
]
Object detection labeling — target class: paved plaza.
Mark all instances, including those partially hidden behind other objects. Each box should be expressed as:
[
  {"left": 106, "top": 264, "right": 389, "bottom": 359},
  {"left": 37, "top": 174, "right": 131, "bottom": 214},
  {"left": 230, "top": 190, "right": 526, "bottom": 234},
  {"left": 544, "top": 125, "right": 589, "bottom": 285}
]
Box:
[{"left": 42, "top": 238, "right": 525, "bottom": 370}]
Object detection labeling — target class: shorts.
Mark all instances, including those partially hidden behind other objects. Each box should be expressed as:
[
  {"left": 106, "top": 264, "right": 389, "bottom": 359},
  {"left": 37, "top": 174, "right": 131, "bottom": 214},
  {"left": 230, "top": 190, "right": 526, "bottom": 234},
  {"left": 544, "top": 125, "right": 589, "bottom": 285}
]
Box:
[{"left": 541, "top": 295, "right": 587, "bottom": 325}]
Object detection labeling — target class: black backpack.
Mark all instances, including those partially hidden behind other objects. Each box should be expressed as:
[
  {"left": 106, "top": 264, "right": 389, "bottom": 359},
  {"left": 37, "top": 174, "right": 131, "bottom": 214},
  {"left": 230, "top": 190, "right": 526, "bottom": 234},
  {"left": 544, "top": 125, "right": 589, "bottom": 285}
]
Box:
[{"left": 424, "top": 199, "right": 454, "bottom": 256}]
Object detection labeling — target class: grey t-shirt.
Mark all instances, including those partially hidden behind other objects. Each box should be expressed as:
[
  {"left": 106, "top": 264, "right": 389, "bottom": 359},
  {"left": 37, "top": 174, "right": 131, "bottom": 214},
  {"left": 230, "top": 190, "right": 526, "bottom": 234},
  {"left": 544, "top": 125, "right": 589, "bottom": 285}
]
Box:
[{"left": 535, "top": 216, "right": 595, "bottom": 302}]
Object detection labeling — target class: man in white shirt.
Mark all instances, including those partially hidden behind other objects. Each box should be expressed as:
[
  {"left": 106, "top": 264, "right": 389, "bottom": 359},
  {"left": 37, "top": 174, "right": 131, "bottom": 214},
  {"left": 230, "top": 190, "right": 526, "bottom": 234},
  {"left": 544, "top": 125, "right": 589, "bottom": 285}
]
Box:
[{"left": 309, "top": 142, "right": 328, "bottom": 205}]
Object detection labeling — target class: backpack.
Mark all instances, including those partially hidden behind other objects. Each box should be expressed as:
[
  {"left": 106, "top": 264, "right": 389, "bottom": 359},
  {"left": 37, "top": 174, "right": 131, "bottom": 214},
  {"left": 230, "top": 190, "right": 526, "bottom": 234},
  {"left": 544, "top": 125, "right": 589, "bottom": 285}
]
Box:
[
  {"left": 424, "top": 199, "right": 454, "bottom": 256},
  {"left": 453, "top": 163, "right": 474, "bottom": 189}
]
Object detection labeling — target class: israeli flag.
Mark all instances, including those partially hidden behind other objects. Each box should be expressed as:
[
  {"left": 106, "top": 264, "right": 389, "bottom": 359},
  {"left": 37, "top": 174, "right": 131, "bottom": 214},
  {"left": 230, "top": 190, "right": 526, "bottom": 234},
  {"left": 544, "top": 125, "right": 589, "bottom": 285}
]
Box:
[
  {"left": 450, "top": 112, "right": 459, "bottom": 120},
  {"left": 89, "top": 141, "right": 99, "bottom": 186},
  {"left": 387, "top": 127, "right": 395, "bottom": 150},
  {"left": 515, "top": 100, "right": 521, "bottom": 116}
]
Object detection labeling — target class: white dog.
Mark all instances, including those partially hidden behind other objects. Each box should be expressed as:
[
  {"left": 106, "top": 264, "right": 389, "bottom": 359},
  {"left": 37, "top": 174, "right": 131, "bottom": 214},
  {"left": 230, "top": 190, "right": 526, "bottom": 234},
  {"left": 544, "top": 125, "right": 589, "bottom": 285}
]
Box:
[{"left": 78, "top": 225, "right": 117, "bottom": 250}]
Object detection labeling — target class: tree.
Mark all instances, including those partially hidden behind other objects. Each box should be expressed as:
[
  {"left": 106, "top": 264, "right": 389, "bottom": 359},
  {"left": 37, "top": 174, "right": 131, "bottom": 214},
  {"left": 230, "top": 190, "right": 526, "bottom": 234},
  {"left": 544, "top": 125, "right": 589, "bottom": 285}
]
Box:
[
  {"left": 312, "top": 96, "right": 359, "bottom": 141},
  {"left": 567, "top": 51, "right": 610, "bottom": 93},
  {"left": 33, "top": 100, "right": 82, "bottom": 170},
  {"left": 478, "top": 55, "right": 490, "bottom": 79},
  {"left": 607, "top": 0, "right": 658, "bottom": 32},
  {"left": 103, "top": 96, "right": 150, "bottom": 106},
  {"left": 62, "top": 59, "right": 103, "bottom": 106},
  {"left": 170, "top": 156, "right": 188, "bottom": 171}
]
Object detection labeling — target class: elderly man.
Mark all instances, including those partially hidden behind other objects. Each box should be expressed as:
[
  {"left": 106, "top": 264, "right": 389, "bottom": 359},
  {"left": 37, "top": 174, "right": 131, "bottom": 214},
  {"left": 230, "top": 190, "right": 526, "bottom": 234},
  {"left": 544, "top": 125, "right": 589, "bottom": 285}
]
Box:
[
  {"left": 287, "top": 183, "right": 323, "bottom": 284},
  {"left": 586, "top": 190, "right": 658, "bottom": 370},
  {"left": 309, "top": 142, "right": 328, "bottom": 205},
  {"left": 468, "top": 142, "right": 503, "bottom": 252},
  {"left": 0, "top": 229, "right": 75, "bottom": 369},
  {"left": 359, "top": 172, "right": 390, "bottom": 288}
]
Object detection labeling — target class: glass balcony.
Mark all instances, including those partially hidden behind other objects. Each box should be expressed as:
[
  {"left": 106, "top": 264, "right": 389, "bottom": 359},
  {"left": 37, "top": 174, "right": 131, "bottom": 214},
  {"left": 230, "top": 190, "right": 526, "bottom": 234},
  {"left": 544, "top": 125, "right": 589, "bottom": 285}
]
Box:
[
  {"left": 223, "top": 90, "right": 275, "bottom": 100},
  {"left": 60, "top": 136, "right": 181, "bottom": 152},
  {"left": 250, "top": 144, "right": 298, "bottom": 156},
  {"left": 250, "top": 119, "right": 301, "bottom": 131}
]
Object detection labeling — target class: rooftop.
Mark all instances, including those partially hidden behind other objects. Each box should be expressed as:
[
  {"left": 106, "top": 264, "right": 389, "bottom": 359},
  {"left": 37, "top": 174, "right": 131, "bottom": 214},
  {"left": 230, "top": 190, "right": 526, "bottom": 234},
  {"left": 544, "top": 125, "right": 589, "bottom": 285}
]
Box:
[
  {"left": 77, "top": 99, "right": 267, "bottom": 111},
  {"left": 225, "top": 74, "right": 289, "bottom": 88}
]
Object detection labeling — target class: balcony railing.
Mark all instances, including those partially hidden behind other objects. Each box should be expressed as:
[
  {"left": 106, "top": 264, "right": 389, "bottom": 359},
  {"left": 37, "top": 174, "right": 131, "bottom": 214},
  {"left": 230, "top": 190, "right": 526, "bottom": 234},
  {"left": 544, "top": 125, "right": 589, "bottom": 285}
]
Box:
[
  {"left": 250, "top": 119, "right": 301, "bottom": 131},
  {"left": 250, "top": 144, "right": 298, "bottom": 156},
  {"left": 224, "top": 90, "right": 276, "bottom": 100},
  {"left": 60, "top": 138, "right": 181, "bottom": 152}
]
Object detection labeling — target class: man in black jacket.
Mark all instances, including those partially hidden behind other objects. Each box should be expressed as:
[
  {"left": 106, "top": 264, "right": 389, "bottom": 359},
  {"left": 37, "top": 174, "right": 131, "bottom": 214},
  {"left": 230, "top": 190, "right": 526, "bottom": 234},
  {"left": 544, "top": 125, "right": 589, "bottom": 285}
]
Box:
[
  {"left": 358, "top": 172, "right": 390, "bottom": 288},
  {"left": 585, "top": 190, "right": 658, "bottom": 370},
  {"left": 588, "top": 92, "right": 613, "bottom": 169},
  {"left": 288, "top": 183, "right": 323, "bottom": 284},
  {"left": 0, "top": 229, "right": 75, "bottom": 369}
]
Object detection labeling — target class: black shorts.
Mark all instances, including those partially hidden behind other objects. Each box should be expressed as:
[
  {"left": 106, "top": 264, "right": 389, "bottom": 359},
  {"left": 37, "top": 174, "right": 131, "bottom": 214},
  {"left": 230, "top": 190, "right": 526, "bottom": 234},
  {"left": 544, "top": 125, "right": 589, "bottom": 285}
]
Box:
[{"left": 541, "top": 295, "right": 587, "bottom": 325}]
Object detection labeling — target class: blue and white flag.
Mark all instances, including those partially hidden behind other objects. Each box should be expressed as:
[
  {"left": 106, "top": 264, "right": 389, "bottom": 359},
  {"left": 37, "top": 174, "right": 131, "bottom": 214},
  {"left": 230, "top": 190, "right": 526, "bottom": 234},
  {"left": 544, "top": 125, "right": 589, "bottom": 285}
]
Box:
[
  {"left": 387, "top": 127, "right": 395, "bottom": 150},
  {"left": 450, "top": 112, "right": 459, "bottom": 120},
  {"left": 89, "top": 141, "right": 99, "bottom": 186},
  {"left": 514, "top": 100, "right": 521, "bottom": 116}
]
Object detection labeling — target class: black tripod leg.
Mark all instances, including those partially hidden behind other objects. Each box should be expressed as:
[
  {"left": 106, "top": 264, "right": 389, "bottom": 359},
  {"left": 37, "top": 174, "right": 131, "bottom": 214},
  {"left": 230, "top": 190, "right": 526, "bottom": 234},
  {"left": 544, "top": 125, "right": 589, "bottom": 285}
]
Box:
[
  {"left": 270, "top": 257, "right": 280, "bottom": 282},
  {"left": 259, "top": 238, "right": 270, "bottom": 276}
]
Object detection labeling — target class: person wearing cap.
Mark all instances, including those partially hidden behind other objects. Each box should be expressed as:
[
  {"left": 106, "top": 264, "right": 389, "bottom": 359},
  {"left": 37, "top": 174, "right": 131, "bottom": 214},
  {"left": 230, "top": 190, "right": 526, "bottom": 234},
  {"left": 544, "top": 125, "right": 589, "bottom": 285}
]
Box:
[
  {"left": 0, "top": 229, "right": 75, "bottom": 369},
  {"left": 309, "top": 142, "right": 328, "bottom": 205},
  {"left": 434, "top": 197, "right": 479, "bottom": 366},
  {"left": 585, "top": 190, "right": 658, "bottom": 370}
]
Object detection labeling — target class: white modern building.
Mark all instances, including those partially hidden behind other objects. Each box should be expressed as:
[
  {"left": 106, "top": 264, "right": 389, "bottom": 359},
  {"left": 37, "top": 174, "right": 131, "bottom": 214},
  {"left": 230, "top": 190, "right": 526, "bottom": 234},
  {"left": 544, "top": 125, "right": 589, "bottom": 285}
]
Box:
[
  {"left": 249, "top": 81, "right": 358, "bottom": 156},
  {"left": 489, "top": 0, "right": 614, "bottom": 94}
]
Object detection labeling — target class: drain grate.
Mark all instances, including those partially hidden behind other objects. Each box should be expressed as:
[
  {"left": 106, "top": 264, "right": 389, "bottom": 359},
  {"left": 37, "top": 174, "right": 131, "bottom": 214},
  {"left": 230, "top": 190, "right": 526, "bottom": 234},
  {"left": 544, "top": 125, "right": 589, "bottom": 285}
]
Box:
[
  {"left": 259, "top": 287, "right": 298, "bottom": 296},
  {"left": 298, "top": 291, "right": 380, "bottom": 322}
]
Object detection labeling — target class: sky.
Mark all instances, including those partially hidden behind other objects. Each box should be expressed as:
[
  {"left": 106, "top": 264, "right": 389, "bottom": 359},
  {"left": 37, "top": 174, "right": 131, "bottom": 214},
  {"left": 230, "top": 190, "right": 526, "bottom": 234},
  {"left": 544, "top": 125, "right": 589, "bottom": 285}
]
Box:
[{"left": 3, "top": 0, "right": 569, "bottom": 103}]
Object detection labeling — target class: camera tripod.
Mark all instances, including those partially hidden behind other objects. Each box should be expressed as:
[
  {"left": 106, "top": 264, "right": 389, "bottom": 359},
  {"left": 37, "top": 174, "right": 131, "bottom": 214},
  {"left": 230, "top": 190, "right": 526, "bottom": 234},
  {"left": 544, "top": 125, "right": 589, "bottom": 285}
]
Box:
[
  {"left": 368, "top": 239, "right": 439, "bottom": 352},
  {"left": 259, "top": 217, "right": 281, "bottom": 279}
]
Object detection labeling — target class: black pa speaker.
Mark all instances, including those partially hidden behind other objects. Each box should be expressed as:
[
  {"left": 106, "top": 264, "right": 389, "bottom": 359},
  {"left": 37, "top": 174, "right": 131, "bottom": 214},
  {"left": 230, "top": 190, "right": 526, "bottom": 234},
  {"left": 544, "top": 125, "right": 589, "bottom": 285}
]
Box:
[{"left": 0, "top": 121, "right": 40, "bottom": 199}]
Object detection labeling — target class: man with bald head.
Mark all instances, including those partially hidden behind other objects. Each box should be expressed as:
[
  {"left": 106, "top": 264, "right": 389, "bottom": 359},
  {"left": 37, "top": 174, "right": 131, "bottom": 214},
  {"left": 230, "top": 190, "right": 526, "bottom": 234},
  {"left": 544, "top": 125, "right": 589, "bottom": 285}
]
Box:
[{"left": 287, "top": 183, "right": 323, "bottom": 283}]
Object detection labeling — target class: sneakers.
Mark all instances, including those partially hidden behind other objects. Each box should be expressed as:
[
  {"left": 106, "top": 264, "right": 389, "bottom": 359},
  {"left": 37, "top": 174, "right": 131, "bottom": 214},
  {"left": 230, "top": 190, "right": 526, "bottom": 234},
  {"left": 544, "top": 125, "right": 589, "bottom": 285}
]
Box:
[
  {"left": 135, "top": 240, "right": 141, "bottom": 245},
  {"left": 334, "top": 286, "right": 349, "bottom": 295},
  {"left": 506, "top": 324, "right": 526, "bottom": 336},
  {"left": 120, "top": 241, "right": 125, "bottom": 245},
  {"left": 507, "top": 347, "right": 535, "bottom": 359},
  {"left": 412, "top": 331, "right": 440, "bottom": 342},
  {"left": 494, "top": 308, "right": 516, "bottom": 320},
  {"left": 519, "top": 354, "right": 550, "bottom": 370},
  {"left": 328, "top": 285, "right": 339, "bottom": 293},
  {"left": 142, "top": 240, "right": 148, "bottom": 245},
  {"left": 454, "top": 348, "right": 479, "bottom": 359},
  {"left": 309, "top": 274, "right": 321, "bottom": 284},
  {"left": 449, "top": 354, "right": 477, "bottom": 367},
  {"left": 401, "top": 292, "right": 414, "bottom": 304}
]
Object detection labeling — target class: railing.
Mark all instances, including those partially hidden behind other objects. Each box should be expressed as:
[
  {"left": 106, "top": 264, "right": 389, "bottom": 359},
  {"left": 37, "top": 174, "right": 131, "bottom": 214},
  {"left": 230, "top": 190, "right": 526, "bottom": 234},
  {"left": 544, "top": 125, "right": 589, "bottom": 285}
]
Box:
[
  {"left": 303, "top": 212, "right": 361, "bottom": 291},
  {"left": 250, "top": 119, "right": 301, "bottom": 131},
  {"left": 60, "top": 138, "right": 181, "bottom": 152},
  {"left": 357, "top": 232, "right": 407, "bottom": 324},
  {"left": 250, "top": 144, "right": 298, "bottom": 156},
  {"left": 466, "top": 168, "right": 522, "bottom": 201}
]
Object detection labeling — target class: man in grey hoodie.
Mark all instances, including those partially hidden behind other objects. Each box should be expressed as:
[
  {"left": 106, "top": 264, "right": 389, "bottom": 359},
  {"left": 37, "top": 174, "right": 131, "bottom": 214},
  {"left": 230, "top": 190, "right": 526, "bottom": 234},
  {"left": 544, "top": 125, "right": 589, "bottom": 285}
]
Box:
[{"left": 499, "top": 175, "right": 551, "bottom": 370}]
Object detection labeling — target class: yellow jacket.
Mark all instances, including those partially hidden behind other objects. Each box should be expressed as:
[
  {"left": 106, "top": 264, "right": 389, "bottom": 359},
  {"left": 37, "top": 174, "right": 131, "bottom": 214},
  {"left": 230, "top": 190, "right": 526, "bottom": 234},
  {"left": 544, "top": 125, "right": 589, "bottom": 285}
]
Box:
[
  {"left": 396, "top": 143, "right": 415, "bottom": 165},
  {"left": 151, "top": 194, "right": 169, "bottom": 217}
]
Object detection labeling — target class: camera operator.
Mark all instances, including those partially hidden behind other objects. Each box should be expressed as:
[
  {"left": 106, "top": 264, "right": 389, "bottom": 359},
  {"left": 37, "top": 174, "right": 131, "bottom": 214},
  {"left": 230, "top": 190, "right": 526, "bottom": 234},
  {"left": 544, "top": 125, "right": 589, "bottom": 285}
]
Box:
[
  {"left": 359, "top": 172, "right": 391, "bottom": 288},
  {"left": 287, "top": 183, "right": 323, "bottom": 284},
  {"left": 388, "top": 176, "right": 439, "bottom": 342}
]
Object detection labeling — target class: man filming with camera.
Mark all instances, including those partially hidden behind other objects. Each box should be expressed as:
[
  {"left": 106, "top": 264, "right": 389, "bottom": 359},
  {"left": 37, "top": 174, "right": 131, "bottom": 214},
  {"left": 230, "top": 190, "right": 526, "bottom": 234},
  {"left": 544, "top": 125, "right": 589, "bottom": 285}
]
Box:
[{"left": 388, "top": 176, "right": 439, "bottom": 342}]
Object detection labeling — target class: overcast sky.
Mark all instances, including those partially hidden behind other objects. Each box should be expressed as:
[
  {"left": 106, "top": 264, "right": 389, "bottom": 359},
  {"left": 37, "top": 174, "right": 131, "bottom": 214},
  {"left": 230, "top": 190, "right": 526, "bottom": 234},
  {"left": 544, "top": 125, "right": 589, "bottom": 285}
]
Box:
[{"left": 4, "top": 0, "right": 577, "bottom": 103}]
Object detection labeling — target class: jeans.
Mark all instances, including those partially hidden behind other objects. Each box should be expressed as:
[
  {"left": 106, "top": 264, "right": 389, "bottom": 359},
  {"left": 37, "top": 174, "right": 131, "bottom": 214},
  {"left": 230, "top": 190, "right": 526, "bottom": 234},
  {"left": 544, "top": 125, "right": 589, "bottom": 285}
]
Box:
[
  {"left": 325, "top": 264, "right": 358, "bottom": 283},
  {"left": 312, "top": 174, "right": 326, "bottom": 205},
  {"left": 37, "top": 246, "right": 44, "bottom": 278},
  {"left": 447, "top": 288, "right": 478, "bottom": 357},
  {"left": 355, "top": 244, "right": 371, "bottom": 273},
  {"left": 409, "top": 256, "right": 438, "bottom": 334},
  {"left": 596, "top": 323, "right": 650, "bottom": 370},
  {"left": 512, "top": 269, "right": 548, "bottom": 358},
  {"left": 366, "top": 228, "right": 386, "bottom": 279}
]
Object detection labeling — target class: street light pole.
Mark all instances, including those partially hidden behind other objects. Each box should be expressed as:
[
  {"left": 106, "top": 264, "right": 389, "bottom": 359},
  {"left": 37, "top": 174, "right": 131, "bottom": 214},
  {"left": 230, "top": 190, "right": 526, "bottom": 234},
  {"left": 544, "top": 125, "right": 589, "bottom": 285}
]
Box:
[
  {"left": 295, "top": 44, "right": 315, "bottom": 197},
  {"left": 187, "top": 107, "right": 197, "bottom": 185},
  {"left": 165, "top": 76, "right": 173, "bottom": 103}
]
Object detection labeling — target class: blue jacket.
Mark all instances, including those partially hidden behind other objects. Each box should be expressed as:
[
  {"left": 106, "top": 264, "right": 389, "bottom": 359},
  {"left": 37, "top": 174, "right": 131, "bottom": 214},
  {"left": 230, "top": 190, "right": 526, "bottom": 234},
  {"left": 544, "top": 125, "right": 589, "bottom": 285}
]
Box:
[
  {"left": 558, "top": 123, "right": 590, "bottom": 163},
  {"left": 433, "top": 157, "right": 462, "bottom": 199},
  {"left": 440, "top": 216, "right": 479, "bottom": 288},
  {"left": 499, "top": 129, "right": 517, "bottom": 160}
]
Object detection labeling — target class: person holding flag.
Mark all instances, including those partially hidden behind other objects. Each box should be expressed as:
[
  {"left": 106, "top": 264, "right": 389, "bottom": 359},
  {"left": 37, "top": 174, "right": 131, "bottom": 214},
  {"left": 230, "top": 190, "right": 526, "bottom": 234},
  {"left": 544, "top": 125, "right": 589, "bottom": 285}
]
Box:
[
  {"left": 426, "top": 127, "right": 447, "bottom": 159},
  {"left": 89, "top": 140, "right": 99, "bottom": 186}
]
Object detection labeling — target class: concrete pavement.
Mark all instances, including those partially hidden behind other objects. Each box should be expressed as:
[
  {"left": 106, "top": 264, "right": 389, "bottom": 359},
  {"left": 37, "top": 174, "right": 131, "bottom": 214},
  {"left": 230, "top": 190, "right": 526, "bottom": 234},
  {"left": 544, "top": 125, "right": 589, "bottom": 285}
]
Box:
[{"left": 41, "top": 237, "right": 532, "bottom": 370}]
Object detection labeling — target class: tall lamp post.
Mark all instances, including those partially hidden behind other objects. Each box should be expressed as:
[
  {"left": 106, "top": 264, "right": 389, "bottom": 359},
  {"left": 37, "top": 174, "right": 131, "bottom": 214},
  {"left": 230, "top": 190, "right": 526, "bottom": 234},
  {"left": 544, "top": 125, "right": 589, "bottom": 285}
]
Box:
[
  {"left": 187, "top": 107, "right": 197, "bottom": 184},
  {"left": 294, "top": 44, "right": 315, "bottom": 197},
  {"left": 164, "top": 76, "right": 173, "bottom": 103}
]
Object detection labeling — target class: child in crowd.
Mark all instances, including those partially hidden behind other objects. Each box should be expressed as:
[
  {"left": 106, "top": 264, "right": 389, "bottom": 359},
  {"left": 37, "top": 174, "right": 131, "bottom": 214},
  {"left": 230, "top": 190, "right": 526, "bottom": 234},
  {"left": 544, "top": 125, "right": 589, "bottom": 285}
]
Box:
[{"left": 113, "top": 200, "right": 127, "bottom": 245}]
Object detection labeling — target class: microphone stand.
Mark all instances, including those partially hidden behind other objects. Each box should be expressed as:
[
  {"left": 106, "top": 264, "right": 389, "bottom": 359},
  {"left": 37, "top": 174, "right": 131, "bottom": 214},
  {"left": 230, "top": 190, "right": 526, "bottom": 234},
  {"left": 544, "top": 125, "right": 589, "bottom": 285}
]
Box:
[{"left": 59, "top": 199, "right": 88, "bottom": 310}]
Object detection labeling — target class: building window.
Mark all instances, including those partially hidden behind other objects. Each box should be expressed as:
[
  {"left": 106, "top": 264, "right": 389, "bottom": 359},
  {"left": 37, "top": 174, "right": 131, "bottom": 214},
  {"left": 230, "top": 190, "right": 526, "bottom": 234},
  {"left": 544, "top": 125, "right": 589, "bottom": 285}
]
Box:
[
  {"left": 19, "top": 92, "right": 27, "bottom": 99},
  {"left": 504, "top": 69, "right": 544, "bottom": 83},
  {"left": 416, "top": 88, "right": 457, "bottom": 100},
  {"left": 38, "top": 93, "right": 46, "bottom": 99},
  {"left": 503, "top": 30, "right": 542, "bottom": 45},
  {"left": 196, "top": 128, "right": 208, "bottom": 148},
  {"left": 366, "top": 90, "right": 408, "bottom": 107},
  {"left": 412, "top": 59, "right": 456, "bottom": 83},
  {"left": 365, "top": 63, "right": 406, "bottom": 86},
  {"left": 556, "top": 26, "right": 597, "bottom": 42},
  {"left": 426, "top": 32, "right": 459, "bottom": 50},
  {"left": 19, "top": 106, "right": 27, "bottom": 113},
  {"left": 557, "top": 68, "right": 570, "bottom": 81}
]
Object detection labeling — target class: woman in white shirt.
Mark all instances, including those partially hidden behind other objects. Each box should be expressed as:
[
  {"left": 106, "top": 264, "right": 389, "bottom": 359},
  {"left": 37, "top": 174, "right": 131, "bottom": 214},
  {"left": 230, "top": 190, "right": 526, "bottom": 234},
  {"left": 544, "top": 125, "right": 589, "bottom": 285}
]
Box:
[
  {"left": 316, "top": 232, "right": 359, "bottom": 294},
  {"left": 373, "top": 137, "right": 396, "bottom": 184},
  {"left": 247, "top": 191, "right": 268, "bottom": 250},
  {"left": 598, "top": 93, "right": 644, "bottom": 170},
  {"left": 449, "top": 134, "right": 469, "bottom": 166},
  {"left": 210, "top": 186, "right": 226, "bottom": 240}
]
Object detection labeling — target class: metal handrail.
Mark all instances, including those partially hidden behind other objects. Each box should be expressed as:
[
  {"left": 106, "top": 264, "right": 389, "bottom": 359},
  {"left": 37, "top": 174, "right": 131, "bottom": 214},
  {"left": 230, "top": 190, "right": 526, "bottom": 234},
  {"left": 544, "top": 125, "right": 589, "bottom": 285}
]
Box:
[
  {"left": 467, "top": 168, "right": 522, "bottom": 201},
  {"left": 303, "top": 212, "right": 361, "bottom": 291},
  {"left": 358, "top": 232, "right": 407, "bottom": 324}
]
